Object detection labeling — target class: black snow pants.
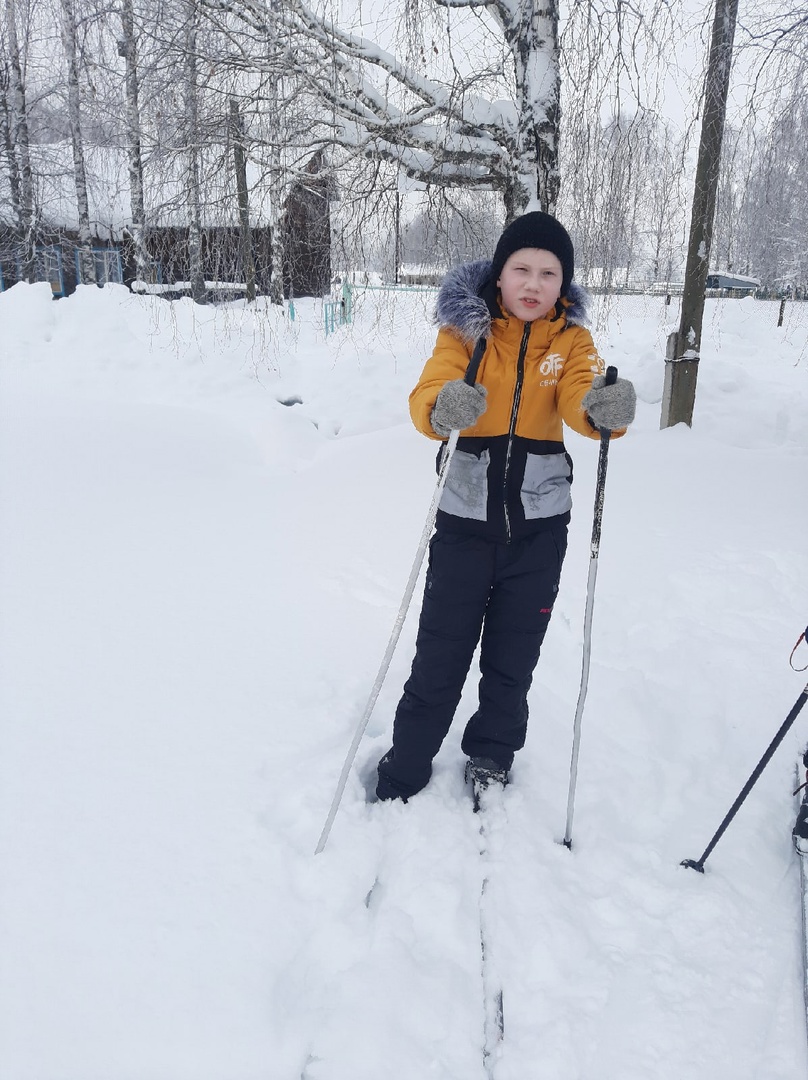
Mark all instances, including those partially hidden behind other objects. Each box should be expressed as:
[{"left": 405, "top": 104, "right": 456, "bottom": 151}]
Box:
[{"left": 376, "top": 521, "right": 568, "bottom": 800}]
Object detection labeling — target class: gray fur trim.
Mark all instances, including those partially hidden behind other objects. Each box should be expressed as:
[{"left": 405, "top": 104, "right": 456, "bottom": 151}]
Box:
[
  {"left": 433, "top": 260, "right": 492, "bottom": 344},
  {"left": 561, "top": 282, "right": 590, "bottom": 327},
  {"left": 433, "top": 260, "right": 591, "bottom": 341}
]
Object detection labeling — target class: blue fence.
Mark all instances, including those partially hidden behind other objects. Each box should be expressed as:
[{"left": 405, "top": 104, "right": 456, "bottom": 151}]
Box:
[{"left": 324, "top": 282, "right": 352, "bottom": 335}]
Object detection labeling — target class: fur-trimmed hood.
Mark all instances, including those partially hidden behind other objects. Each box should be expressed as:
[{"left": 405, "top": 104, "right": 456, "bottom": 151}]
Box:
[{"left": 433, "top": 259, "right": 590, "bottom": 345}]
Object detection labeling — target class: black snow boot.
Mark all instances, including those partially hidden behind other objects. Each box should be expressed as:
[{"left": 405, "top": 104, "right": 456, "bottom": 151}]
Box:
[
  {"left": 465, "top": 756, "right": 509, "bottom": 812},
  {"left": 794, "top": 792, "right": 808, "bottom": 856}
]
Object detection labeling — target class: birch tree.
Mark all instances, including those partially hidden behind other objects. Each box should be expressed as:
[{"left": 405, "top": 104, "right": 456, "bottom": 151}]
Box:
[
  {"left": 732, "top": 5, "right": 808, "bottom": 293},
  {"left": 187, "top": 0, "right": 332, "bottom": 301},
  {"left": 743, "top": 87, "right": 808, "bottom": 293},
  {"left": 646, "top": 124, "right": 688, "bottom": 285},
  {"left": 0, "top": 62, "right": 24, "bottom": 243},
  {"left": 263, "top": 0, "right": 287, "bottom": 304},
  {"left": 203, "top": 0, "right": 562, "bottom": 219},
  {"left": 59, "top": 0, "right": 95, "bottom": 284},
  {"left": 182, "top": 0, "right": 206, "bottom": 302},
  {"left": 2, "top": 0, "right": 35, "bottom": 281},
  {"left": 229, "top": 96, "right": 255, "bottom": 300},
  {"left": 712, "top": 123, "right": 753, "bottom": 276},
  {"left": 119, "top": 0, "right": 148, "bottom": 281}
]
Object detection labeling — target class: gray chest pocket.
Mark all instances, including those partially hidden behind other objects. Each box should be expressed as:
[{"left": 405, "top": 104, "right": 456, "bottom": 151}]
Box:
[
  {"left": 440, "top": 448, "right": 490, "bottom": 520},
  {"left": 521, "top": 452, "right": 572, "bottom": 519}
]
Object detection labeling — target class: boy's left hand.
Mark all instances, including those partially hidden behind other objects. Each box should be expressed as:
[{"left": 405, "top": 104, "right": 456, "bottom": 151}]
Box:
[{"left": 583, "top": 375, "right": 636, "bottom": 431}]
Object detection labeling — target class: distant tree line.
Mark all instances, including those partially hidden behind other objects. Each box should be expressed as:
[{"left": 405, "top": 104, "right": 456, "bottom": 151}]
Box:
[{"left": 0, "top": 0, "right": 805, "bottom": 301}]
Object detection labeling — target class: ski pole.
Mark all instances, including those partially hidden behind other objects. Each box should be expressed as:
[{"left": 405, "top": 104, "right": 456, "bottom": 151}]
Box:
[
  {"left": 563, "top": 365, "right": 618, "bottom": 850},
  {"left": 314, "top": 335, "right": 488, "bottom": 855},
  {"left": 683, "top": 672, "right": 808, "bottom": 874}
]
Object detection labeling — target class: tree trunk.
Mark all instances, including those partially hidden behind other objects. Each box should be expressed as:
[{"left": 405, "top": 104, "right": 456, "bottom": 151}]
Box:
[
  {"left": 268, "top": 183, "right": 284, "bottom": 306},
  {"left": 183, "top": 0, "right": 206, "bottom": 304},
  {"left": 394, "top": 190, "right": 401, "bottom": 285},
  {"left": 4, "top": 0, "right": 35, "bottom": 282},
  {"left": 500, "top": 0, "right": 560, "bottom": 218},
  {"left": 60, "top": 0, "right": 95, "bottom": 285},
  {"left": 119, "top": 0, "right": 149, "bottom": 283},
  {"left": 661, "top": 0, "right": 740, "bottom": 429},
  {"left": 0, "top": 67, "right": 23, "bottom": 235},
  {"left": 265, "top": 0, "right": 285, "bottom": 305},
  {"left": 229, "top": 98, "right": 256, "bottom": 302}
]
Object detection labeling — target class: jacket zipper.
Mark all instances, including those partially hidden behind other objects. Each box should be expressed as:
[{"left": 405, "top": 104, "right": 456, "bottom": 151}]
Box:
[{"left": 502, "top": 321, "right": 532, "bottom": 543}]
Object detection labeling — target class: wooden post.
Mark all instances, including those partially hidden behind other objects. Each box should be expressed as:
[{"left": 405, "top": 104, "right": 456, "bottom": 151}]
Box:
[
  {"left": 778, "top": 298, "right": 786, "bottom": 328},
  {"left": 660, "top": 0, "right": 739, "bottom": 429},
  {"left": 662, "top": 330, "right": 699, "bottom": 431}
]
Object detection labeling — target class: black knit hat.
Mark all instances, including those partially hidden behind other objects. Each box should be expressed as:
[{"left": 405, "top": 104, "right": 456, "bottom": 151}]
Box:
[{"left": 490, "top": 211, "right": 575, "bottom": 299}]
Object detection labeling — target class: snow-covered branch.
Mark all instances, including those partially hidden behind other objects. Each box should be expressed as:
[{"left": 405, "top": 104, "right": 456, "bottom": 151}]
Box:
[{"left": 198, "top": 0, "right": 561, "bottom": 215}]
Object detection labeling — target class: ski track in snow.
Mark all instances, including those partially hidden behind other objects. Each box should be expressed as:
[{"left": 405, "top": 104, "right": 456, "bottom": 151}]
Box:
[{"left": 0, "top": 282, "right": 807, "bottom": 1079}]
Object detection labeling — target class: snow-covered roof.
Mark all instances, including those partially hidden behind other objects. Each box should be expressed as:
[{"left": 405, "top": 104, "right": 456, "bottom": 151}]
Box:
[{"left": 707, "top": 271, "right": 761, "bottom": 287}]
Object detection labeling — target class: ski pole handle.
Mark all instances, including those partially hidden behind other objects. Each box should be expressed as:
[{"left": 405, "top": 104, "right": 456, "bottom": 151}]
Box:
[
  {"left": 791, "top": 628, "right": 808, "bottom": 672},
  {"left": 589, "top": 365, "right": 618, "bottom": 552}
]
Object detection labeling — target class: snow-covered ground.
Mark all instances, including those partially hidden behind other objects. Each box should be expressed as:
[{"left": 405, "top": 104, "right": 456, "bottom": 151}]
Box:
[{"left": 1, "top": 281, "right": 807, "bottom": 1080}]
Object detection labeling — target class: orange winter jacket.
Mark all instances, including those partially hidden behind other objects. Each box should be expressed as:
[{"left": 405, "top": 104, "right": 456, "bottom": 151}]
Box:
[{"left": 413, "top": 261, "right": 624, "bottom": 542}]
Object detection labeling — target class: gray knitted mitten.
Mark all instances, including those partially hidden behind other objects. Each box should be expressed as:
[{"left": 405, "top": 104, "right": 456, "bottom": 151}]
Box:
[
  {"left": 431, "top": 379, "right": 488, "bottom": 436},
  {"left": 583, "top": 375, "right": 637, "bottom": 431}
]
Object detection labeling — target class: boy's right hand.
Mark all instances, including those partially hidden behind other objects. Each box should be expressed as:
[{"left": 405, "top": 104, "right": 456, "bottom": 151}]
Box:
[{"left": 431, "top": 379, "right": 488, "bottom": 437}]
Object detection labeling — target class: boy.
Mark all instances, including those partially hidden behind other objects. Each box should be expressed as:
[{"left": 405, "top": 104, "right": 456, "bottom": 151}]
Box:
[{"left": 376, "top": 211, "right": 636, "bottom": 802}]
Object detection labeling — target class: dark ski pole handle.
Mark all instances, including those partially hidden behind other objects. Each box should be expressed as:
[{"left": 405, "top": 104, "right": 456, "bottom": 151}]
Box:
[
  {"left": 590, "top": 365, "right": 618, "bottom": 556},
  {"left": 599, "top": 365, "right": 619, "bottom": 433}
]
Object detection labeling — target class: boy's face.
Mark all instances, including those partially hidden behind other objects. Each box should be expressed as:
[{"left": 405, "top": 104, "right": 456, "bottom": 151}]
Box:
[{"left": 497, "top": 248, "right": 563, "bottom": 321}]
